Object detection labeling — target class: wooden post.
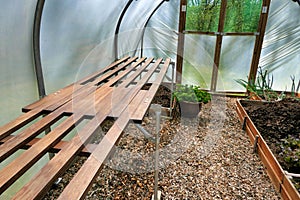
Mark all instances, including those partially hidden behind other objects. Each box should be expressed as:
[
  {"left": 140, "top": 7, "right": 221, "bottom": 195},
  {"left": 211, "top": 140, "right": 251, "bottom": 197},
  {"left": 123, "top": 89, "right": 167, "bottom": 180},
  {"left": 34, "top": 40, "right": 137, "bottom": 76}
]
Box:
[
  {"left": 248, "top": 0, "right": 271, "bottom": 82},
  {"left": 210, "top": 0, "right": 227, "bottom": 92},
  {"left": 176, "top": 0, "right": 187, "bottom": 83}
]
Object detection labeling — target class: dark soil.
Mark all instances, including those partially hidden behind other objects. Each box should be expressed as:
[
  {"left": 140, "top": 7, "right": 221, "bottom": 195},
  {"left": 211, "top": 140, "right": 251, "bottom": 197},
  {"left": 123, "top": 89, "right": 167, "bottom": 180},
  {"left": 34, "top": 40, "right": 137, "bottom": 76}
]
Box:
[{"left": 241, "top": 98, "right": 300, "bottom": 192}]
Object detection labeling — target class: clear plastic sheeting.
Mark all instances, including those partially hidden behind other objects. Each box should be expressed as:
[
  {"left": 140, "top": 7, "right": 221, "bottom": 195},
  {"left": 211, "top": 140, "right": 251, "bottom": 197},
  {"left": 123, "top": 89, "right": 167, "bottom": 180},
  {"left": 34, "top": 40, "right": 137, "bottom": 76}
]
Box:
[
  {"left": 182, "top": 35, "right": 216, "bottom": 89},
  {"left": 0, "top": 0, "right": 38, "bottom": 126},
  {"left": 217, "top": 36, "right": 256, "bottom": 91},
  {"left": 40, "top": 0, "right": 179, "bottom": 94},
  {"left": 142, "top": 0, "right": 179, "bottom": 59},
  {"left": 116, "top": 0, "right": 163, "bottom": 58},
  {"left": 259, "top": 0, "right": 300, "bottom": 91},
  {"left": 41, "top": 0, "right": 127, "bottom": 93}
]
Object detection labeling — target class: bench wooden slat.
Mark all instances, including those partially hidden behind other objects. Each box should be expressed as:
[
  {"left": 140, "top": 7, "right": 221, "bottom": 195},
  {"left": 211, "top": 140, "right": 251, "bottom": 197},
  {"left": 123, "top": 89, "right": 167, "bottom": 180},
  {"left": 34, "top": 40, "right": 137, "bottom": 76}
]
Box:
[
  {"left": 12, "top": 96, "right": 116, "bottom": 199},
  {"left": 0, "top": 109, "right": 65, "bottom": 162},
  {"left": 78, "top": 56, "right": 131, "bottom": 85},
  {"left": 0, "top": 114, "right": 83, "bottom": 194},
  {"left": 22, "top": 84, "right": 75, "bottom": 112},
  {"left": 0, "top": 57, "right": 172, "bottom": 199},
  {"left": 0, "top": 135, "right": 97, "bottom": 156},
  {"left": 57, "top": 106, "right": 131, "bottom": 199},
  {"left": 131, "top": 58, "right": 171, "bottom": 120},
  {"left": 22, "top": 56, "right": 131, "bottom": 113},
  {"left": 89, "top": 56, "right": 141, "bottom": 86},
  {"left": 117, "top": 57, "right": 154, "bottom": 87},
  {"left": 104, "top": 57, "right": 147, "bottom": 87},
  {"left": 57, "top": 60, "right": 168, "bottom": 199},
  {"left": 0, "top": 109, "right": 42, "bottom": 140}
]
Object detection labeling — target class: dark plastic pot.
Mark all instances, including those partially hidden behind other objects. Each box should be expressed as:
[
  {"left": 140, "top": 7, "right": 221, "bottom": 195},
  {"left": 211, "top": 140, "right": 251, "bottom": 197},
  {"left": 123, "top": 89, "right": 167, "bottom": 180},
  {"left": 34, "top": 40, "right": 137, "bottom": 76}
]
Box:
[{"left": 179, "top": 101, "right": 202, "bottom": 118}]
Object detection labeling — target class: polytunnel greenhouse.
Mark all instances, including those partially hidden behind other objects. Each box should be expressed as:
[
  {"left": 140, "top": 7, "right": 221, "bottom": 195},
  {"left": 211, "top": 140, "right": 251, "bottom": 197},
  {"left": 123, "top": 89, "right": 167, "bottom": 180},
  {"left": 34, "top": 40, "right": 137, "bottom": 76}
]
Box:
[{"left": 0, "top": 0, "right": 299, "bottom": 199}]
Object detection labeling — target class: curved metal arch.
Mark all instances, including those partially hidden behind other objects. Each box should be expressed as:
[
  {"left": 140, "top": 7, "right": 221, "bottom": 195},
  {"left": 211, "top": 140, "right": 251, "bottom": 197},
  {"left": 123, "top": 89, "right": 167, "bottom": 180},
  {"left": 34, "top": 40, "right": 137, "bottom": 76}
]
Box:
[
  {"left": 33, "top": 0, "right": 46, "bottom": 99},
  {"left": 114, "top": 0, "right": 134, "bottom": 60},
  {"left": 139, "top": 0, "right": 169, "bottom": 58}
]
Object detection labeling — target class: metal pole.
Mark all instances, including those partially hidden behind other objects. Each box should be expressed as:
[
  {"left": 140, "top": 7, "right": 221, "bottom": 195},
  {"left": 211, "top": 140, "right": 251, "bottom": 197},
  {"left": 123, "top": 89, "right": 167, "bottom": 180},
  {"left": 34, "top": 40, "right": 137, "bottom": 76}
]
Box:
[
  {"left": 114, "top": 0, "right": 134, "bottom": 60},
  {"left": 139, "top": 0, "right": 168, "bottom": 58},
  {"left": 170, "top": 63, "right": 175, "bottom": 118},
  {"left": 150, "top": 104, "right": 161, "bottom": 200},
  {"left": 33, "top": 0, "right": 46, "bottom": 99}
]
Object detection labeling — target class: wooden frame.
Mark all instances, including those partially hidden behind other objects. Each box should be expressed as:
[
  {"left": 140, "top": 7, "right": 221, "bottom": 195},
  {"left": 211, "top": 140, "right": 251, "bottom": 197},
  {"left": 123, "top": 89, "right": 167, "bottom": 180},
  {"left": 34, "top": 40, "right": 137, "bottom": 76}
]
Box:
[
  {"left": 236, "top": 100, "right": 300, "bottom": 200},
  {"left": 176, "top": 0, "right": 271, "bottom": 92}
]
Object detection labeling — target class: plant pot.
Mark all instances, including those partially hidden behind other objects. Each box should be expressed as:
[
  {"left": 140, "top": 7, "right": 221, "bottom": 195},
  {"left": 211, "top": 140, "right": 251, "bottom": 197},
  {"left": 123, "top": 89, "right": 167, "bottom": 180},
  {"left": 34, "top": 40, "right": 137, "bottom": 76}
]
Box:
[{"left": 179, "top": 101, "right": 202, "bottom": 118}]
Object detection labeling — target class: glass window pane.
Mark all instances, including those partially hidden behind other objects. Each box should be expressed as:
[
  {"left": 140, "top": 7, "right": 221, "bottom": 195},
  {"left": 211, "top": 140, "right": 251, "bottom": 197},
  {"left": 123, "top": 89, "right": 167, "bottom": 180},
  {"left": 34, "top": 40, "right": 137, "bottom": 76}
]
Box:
[
  {"left": 186, "top": 0, "right": 221, "bottom": 32},
  {"left": 224, "top": 0, "right": 263, "bottom": 32}
]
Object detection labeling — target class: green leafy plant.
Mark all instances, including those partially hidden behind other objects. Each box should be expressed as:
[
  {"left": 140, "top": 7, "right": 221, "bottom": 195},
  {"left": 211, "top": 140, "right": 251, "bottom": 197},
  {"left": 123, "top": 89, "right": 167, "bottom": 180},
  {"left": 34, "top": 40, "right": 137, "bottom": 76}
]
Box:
[
  {"left": 173, "top": 84, "right": 211, "bottom": 103},
  {"left": 235, "top": 67, "right": 281, "bottom": 101},
  {"left": 280, "top": 136, "right": 300, "bottom": 172}
]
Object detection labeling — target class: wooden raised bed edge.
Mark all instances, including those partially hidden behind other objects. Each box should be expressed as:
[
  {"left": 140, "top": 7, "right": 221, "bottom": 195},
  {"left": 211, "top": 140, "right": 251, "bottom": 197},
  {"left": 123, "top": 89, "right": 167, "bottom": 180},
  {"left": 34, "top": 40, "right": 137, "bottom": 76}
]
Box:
[{"left": 236, "top": 99, "right": 300, "bottom": 200}]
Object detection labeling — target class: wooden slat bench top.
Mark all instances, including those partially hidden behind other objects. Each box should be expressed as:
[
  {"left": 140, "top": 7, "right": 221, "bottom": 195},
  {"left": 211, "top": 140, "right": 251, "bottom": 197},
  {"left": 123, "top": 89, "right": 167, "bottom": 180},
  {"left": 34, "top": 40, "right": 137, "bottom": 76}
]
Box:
[{"left": 0, "top": 57, "right": 171, "bottom": 199}]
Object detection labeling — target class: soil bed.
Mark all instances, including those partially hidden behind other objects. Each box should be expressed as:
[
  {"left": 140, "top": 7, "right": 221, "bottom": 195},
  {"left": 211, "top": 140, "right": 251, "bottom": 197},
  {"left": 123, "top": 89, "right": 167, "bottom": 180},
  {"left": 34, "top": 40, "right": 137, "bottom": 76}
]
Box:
[{"left": 241, "top": 98, "right": 300, "bottom": 192}]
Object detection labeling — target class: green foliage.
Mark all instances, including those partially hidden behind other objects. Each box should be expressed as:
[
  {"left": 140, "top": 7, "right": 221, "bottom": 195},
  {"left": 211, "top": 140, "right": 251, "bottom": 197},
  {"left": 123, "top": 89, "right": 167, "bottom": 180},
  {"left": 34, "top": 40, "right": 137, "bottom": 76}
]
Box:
[
  {"left": 186, "top": 0, "right": 262, "bottom": 32},
  {"left": 173, "top": 84, "right": 211, "bottom": 103},
  {"left": 280, "top": 136, "right": 300, "bottom": 171},
  {"left": 235, "top": 67, "right": 281, "bottom": 101}
]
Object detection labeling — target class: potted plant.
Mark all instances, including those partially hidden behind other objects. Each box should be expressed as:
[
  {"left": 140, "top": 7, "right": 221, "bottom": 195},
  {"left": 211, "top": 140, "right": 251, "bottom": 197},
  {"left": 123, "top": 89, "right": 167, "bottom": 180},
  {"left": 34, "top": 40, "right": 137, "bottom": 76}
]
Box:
[{"left": 173, "top": 84, "right": 211, "bottom": 118}]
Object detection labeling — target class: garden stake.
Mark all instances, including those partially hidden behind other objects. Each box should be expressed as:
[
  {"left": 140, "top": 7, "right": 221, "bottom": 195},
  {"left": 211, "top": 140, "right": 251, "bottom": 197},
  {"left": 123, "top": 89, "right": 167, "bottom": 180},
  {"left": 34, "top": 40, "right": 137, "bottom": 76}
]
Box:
[
  {"left": 242, "top": 117, "right": 247, "bottom": 130},
  {"left": 253, "top": 135, "right": 259, "bottom": 154}
]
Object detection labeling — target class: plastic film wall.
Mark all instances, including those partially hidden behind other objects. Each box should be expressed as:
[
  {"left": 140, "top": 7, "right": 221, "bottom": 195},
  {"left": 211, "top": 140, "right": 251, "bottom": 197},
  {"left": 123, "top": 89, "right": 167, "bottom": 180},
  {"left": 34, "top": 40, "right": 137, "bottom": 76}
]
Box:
[
  {"left": 0, "top": 1, "right": 38, "bottom": 126},
  {"left": 41, "top": 0, "right": 127, "bottom": 94},
  {"left": 259, "top": 0, "right": 300, "bottom": 91}
]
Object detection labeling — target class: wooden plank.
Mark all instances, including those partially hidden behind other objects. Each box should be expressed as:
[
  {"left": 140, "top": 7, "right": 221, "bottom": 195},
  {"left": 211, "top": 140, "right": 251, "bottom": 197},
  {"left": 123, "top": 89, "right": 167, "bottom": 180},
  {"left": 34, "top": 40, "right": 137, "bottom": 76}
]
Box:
[
  {"left": 249, "top": 0, "right": 271, "bottom": 81},
  {"left": 11, "top": 78, "right": 139, "bottom": 199},
  {"left": 127, "top": 90, "right": 149, "bottom": 120},
  {"left": 104, "top": 57, "right": 148, "bottom": 87},
  {"left": 89, "top": 56, "right": 139, "bottom": 86},
  {"left": 23, "top": 56, "right": 132, "bottom": 113},
  {"left": 109, "top": 59, "right": 163, "bottom": 117},
  {"left": 44, "top": 85, "right": 97, "bottom": 112},
  {"left": 0, "top": 114, "right": 83, "bottom": 194},
  {"left": 131, "top": 58, "right": 170, "bottom": 120},
  {"left": 78, "top": 56, "right": 131, "bottom": 85},
  {"left": 0, "top": 109, "right": 65, "bottom": 162},
  {"left": 64, "top": 86, "right": 113, "bottom": 116},
  {"left": 12, "top": 90, "right": 118, "bottom": 199},
  {"left": 0, "top": 109, "right": 42, "bottom": 141},
  {"left": 57, "top": 106, "right": 131, "bottom": 199},
  {"left": 0, "top": 135, "right": 96, "bottom": 156},
  {"left": 22, "top": 83, "right": 76, "bottom": 112},
  {"left": 281, "top": 175, "right": 300, "bottom": 200},
  {"left": 116, "top": 57, "right": 153, "bottom": 87}
]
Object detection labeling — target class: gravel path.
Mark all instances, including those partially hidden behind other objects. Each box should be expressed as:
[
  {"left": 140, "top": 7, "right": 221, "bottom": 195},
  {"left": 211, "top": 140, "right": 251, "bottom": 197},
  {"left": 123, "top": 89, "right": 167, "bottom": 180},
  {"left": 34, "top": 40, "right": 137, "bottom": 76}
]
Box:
[{"left": 46, "top": 97, "right": 281, "bottom": 199}]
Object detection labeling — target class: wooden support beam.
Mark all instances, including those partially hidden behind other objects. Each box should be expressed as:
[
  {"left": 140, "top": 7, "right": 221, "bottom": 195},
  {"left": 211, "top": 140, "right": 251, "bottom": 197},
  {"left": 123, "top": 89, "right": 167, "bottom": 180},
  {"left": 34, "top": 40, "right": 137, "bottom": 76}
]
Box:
[
  {"left": 210, "top": 0, "right": 227, "bottom": 92},
  {"left": 176, "top": 0, "right": 187, "bottom": 83},
  {"left": 249, "top": 0, "right": 271, "bottom": 82}
]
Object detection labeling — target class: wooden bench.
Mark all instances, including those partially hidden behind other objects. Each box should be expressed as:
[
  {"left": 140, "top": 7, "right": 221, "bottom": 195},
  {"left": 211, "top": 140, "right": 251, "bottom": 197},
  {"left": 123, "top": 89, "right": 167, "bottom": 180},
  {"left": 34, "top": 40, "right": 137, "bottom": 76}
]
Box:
[{"left": 0, "top": 56, "right": 172, "bottom": 199}]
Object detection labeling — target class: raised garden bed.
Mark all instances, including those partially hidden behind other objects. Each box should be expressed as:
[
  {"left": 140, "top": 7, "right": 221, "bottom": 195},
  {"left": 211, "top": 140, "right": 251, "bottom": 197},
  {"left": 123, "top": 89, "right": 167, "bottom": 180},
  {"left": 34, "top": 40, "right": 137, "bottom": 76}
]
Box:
[{"left": 236, "top": 98, "right": 300, "bottom": 200}]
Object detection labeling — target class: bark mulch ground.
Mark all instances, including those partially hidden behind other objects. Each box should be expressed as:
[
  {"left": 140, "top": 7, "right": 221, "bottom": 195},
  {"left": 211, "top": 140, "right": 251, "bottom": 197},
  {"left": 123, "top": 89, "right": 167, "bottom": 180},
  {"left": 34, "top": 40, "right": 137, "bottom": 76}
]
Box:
[{"left": 44, "top": 87, "right": 281, "bottom": 199}]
